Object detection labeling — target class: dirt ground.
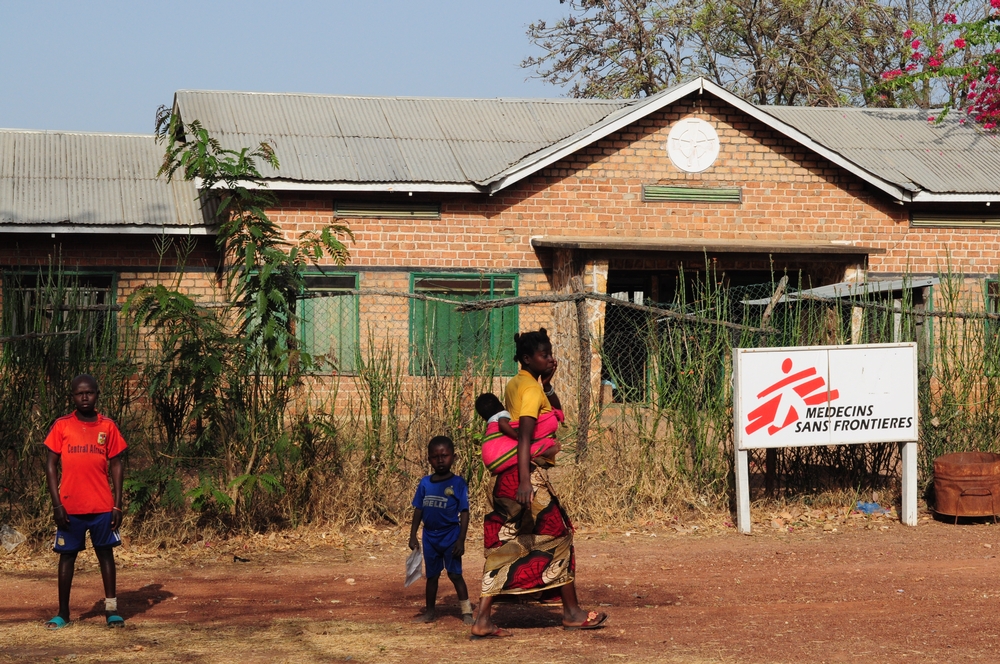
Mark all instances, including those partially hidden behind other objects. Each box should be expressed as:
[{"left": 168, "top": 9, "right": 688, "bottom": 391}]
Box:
[{"left": 2, "top": 507, "right": 999, "bottom": 663}]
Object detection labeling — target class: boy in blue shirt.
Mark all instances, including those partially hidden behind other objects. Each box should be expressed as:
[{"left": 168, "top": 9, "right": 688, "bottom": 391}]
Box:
[{"left": 408, "top": 436, "right": 473, "bottom": 624}]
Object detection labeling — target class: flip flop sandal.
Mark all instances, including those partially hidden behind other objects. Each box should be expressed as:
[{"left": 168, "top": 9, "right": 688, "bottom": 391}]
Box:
[
  {"left": 563, "top": 610, "right": 608, "bottom": 631},
  {"left": 106, "top": 614, "right": 125, "bottom": 628},
  {"left": 45, "top": 616, "right": 70, "bottom": 630},
  {"left": 469, "top": 627, "right": 513, "bottom": 640}
]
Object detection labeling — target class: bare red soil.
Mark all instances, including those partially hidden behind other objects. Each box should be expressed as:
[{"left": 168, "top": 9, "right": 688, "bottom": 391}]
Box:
[{"left": 2, "top": 513, "right": 999, "bottom": 663}]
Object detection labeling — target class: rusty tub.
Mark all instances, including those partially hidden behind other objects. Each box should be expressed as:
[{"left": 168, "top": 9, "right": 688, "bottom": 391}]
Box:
[{"left": 934, "top": 452, "right": 1000, "bottom": 520}]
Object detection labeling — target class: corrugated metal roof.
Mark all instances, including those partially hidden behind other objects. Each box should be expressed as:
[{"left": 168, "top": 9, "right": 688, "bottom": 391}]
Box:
[
  {"left": 743, "top": 277, "right": 940, "bottom": 305},
  {"left": 174, "top": 90, "right": 631, "bottom": 185},
  {"left": 176, "top": 86, "right": 1000, "bottom": 196},
  {"left": 761, "top": 106, "right": 1000, "bottom": 194},
  {"left": 0, "top": 129, "right": 203, "bottom": 231}
]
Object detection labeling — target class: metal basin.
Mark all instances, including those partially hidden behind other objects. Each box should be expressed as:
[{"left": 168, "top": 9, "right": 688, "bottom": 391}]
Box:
[{"left": 934, "top": 452, "right": 1000, "bottom": 518}]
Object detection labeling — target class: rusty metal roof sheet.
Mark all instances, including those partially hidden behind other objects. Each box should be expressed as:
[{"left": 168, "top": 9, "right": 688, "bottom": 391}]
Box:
[
  {"left": 174, "top": 90, "right": 631, "bottom": 185},
  {"left": 0, "top": 129, "right": 203, "bottom": 232},
  {"left": 760, "top": 106, "right": 1000, "bottom": 194}
]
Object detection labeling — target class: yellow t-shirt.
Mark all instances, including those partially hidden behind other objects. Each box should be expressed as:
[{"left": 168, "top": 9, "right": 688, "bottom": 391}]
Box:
[{"left": 504, "top": 369, "right": 552, "bottom": 421}]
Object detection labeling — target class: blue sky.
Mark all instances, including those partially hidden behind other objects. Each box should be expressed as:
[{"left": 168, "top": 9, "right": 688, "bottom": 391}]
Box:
[{"left": 0, "top": 0, "right": 568, "bottom": 134}]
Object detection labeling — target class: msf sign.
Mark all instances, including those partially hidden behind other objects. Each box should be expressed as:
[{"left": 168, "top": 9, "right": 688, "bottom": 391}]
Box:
[{"left": 732, "top": 343, "right": 919, "bottom": 533}]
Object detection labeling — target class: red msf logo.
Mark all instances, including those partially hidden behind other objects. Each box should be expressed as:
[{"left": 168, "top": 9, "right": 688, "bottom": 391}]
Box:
[{"left": 745, "top": 358, "right": 840, "bottom": 436}]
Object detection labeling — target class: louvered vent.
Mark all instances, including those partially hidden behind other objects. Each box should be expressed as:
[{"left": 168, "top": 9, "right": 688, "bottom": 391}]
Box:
[
  {"left": 911, "top": 213, "right": 1000, "bottom": 228},
  {"left": 335, "top": 202, "right": 440, "bottom": 219},
  {"left": 643, "top": 186, "right": 742, "bottom": 203}
]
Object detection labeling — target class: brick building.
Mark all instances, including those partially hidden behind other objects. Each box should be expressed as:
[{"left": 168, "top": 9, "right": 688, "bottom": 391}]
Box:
[{"left": 3, "top": 78, "right": 1000, "bottom": 386}]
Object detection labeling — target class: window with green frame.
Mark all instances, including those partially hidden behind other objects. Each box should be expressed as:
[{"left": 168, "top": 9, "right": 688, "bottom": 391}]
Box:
[
  {"left": 986, "top": 279, "right": 1000, "bottom": 375},
  {"left": 297, "top": 273, "right": 359, "bottom": 373},
  {"left": 1, "top": 271, "right": 117, "bottom": 359},
  {"left": 409, "top": 274, "right": 518, "bottom": 376}
]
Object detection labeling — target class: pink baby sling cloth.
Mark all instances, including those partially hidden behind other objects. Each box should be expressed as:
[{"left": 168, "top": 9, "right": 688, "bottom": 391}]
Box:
[{"left": 481, "top": 409, "right": 564, "bottom": 475}]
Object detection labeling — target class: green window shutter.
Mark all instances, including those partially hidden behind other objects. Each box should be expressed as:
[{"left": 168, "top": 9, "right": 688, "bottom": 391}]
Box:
[
  {"left": 299, "top": 274, "right": 359, "bottom": 373},
  {"left": 643, "top": 185, "right": 741, "bottom": 203},
  {"left": 493, "top": 303, "right": 518, "bottom": 375},
  {"left": 409, "top": 275, "right": 518, "bottom": 376}
]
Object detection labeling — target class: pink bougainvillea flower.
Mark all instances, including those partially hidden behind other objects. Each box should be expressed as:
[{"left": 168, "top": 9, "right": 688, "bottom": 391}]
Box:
[
  {"left": 992, "top": 0, "right": 1000, "bottom": 9},
  {"left": 911, "top": 39, "right": 921, "bottom": 49},
  {"left": 943, "top": 13, "right": 957, "bottom": 24},
  {"left": 903, "top": 28, "right": 914, "bottom": 38},
  {"left": 927, "top": 116, "right": 936, "bottom": 122},
  {"left": 911, "top": 51, "right": 923, "bottom": 61},
  {"left": 954, "top": 38, "right": 966, "bottom": 49},
  {"left": 928, "top": 57, "right": 942, "bottom": 67}
]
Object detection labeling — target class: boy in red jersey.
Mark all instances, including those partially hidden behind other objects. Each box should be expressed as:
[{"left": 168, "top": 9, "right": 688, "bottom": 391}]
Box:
[{"left": 43, "top": 374, "right": 127, "bottom": 629}]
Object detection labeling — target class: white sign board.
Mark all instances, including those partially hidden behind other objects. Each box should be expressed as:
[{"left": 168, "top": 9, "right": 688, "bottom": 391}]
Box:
[
  {"left": 734, "top": 343, "right": 918, "bottom": 449},
  {"left": 732, "top": 343, "right": 919, "bottom": 533}
]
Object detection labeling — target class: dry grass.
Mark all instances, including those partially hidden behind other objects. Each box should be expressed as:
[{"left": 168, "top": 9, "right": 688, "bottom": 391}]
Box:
[
  {"left": 0, "top": 618, "right": 739, "bottom": 664},
  {"left": 0, "top": 618, "right": 444, "bottom": 664}
]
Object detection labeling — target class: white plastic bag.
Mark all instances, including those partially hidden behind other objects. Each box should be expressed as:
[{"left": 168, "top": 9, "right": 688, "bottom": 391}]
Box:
[
  {"left": 1, "top": 524, "right": 25, "bottom": 553},
  {"left": 404, "top": 544, "right": 423, "bottom": 587}
]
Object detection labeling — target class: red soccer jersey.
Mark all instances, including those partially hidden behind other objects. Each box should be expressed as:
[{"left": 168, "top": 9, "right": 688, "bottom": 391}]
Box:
[{"left": 44, "top": 413, "right": 127, "bottom": 515}]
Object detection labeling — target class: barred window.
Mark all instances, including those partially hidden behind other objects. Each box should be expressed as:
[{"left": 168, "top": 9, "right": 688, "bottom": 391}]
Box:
[
  {"left": 409, "top": 274, "right": 518, "bottom": 376},
  {"left": 1, "top": 271, "right": 117, "bottom": 359},
  {"left": 298, "top": 274, "right": 359, "bottom": 373}
]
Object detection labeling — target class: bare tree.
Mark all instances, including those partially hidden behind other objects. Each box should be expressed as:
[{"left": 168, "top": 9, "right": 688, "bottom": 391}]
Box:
[
  {"left": 523, "top": 0, "right": 909, "bottom": 105},
  {"left": 523, "top": 0, "right": 699, "bottom": 98}
]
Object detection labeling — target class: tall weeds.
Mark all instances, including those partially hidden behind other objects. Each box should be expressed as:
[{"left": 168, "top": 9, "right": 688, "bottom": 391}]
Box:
[{"left": 6, "top": 222, "right": 1000, "bottom": 534}]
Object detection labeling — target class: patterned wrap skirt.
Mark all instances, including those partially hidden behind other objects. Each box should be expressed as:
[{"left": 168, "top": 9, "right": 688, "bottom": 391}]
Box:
[{"left": 480, "top": 462, "right": 575, "bottom": 596}]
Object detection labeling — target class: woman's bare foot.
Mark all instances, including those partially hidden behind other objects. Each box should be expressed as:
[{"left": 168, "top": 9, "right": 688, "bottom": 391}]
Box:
[{"left": 412, "top": 609, "right": 436, "bottom": 623}]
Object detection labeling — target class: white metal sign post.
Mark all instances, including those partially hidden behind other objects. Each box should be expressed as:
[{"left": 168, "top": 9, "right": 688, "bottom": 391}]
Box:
[{"left": 732, "top": 343, "right": 918, "bottom": 534}]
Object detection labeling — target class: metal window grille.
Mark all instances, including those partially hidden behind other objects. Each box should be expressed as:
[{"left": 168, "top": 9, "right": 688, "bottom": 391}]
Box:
[
  {"left": 298, "top": 274, "right": 359, "bottom": 373},
  {"left": 986, "top": 279, "right": 1000, "bottom": 376}
]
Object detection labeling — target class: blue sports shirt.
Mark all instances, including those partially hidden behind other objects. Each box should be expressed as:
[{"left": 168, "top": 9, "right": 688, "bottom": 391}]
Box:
[{"left": 412, "top": 474, "right": 469, "bottom": 532}]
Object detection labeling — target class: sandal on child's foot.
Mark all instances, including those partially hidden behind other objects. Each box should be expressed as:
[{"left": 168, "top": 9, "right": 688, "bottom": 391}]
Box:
[
  {"left": 45, "top": 616, "right": 70, "bottom": 630},
  {"left": 106, "top": 614, "right": 125, "bottom": 628}
]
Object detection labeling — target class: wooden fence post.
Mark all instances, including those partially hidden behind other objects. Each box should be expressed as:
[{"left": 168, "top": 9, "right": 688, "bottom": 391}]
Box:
[{"left": 571, "top": 276, "right": 591, "bottom": 460}]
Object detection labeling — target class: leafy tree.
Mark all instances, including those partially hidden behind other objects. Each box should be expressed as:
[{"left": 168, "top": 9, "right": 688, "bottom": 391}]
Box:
[
  {"left": 524, "top": 0, "right": 913, "bottom": 105},
  {"left": 876, "top": 1, "right": 1000, "bottom": 129},
  {"left": 124, "top": 108, "right": 352, "bottom": 525}
]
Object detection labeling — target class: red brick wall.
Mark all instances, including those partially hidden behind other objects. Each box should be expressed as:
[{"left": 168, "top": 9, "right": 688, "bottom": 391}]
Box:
[{"left": 0, "top": 234, "right": 219, "bottom": 271}]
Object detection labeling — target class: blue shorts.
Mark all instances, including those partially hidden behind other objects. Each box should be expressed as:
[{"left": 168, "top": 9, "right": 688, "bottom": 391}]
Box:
[
  {"left": 53, "top": 512, "right": 121, "bottom": 553},
  {"left": 422, "top": 528, "right": 462, "bottom": 578}
]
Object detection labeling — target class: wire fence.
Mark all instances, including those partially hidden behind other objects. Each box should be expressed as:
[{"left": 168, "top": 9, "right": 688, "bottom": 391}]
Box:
[{"left": 3, "top": 269, "right": 1000, "bottom": 530}]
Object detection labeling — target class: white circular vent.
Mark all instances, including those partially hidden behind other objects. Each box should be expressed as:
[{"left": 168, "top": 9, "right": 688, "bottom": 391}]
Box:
[{"left": 666, "top": 118, "right": 720, "bottom": 173}]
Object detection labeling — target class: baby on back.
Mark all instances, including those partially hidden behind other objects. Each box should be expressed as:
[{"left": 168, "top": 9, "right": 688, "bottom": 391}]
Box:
[{"left": 475, "top": 393, "right": 561, "bottom": 475}]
